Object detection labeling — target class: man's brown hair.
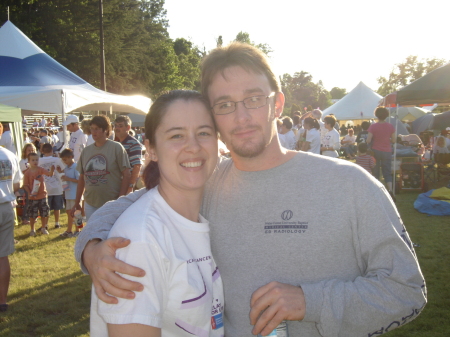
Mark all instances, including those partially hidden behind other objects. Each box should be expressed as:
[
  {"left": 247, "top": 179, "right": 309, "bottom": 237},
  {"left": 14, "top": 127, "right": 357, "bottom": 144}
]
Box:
[
  {"left": 90, "top": 115, "right": 111, "bottom": 137},
  {"left": 201, "top": 42, "right": 280, "bottom": 103}
]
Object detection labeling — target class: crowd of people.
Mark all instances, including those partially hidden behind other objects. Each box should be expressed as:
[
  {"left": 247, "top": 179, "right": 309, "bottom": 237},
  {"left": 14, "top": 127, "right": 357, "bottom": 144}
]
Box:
[{"left": 0, "top": 42, "right": 431, "bottom": 336}]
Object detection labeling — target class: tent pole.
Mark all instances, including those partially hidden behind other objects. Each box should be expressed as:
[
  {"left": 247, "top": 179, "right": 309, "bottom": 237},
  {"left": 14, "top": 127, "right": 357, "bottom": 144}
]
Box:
[
  {"left": 392, "top": 104, "right": 398, "bottom": 196},
  {"left": 61, "top": 90, "right": 68, "bottom": 148}
]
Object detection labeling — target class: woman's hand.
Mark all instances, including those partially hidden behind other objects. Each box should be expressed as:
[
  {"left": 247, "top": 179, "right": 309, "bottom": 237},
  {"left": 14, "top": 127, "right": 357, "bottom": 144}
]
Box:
[{"left": 83, "top": 238, "right": 146, "bottom": 304}]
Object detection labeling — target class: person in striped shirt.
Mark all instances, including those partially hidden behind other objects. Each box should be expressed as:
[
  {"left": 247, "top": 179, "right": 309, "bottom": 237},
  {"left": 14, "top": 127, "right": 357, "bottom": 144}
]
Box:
[
  {"left": 114, "top": 116, "right": 143, "bottom": 194},
  {"left": 355, "top": 142, "right": 376, "bottom": 174}
]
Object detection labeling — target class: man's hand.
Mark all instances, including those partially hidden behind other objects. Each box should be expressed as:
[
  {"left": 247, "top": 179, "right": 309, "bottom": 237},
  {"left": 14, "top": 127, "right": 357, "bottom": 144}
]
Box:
[
  {"left": 70, "top": 203, "right": 81, "bottom": 217},
  {"left": 250, "top": 282, "right": 306, "bottom": 336},
  {"left": 83, "top": 238, "right": 146, "bottom": 304}
]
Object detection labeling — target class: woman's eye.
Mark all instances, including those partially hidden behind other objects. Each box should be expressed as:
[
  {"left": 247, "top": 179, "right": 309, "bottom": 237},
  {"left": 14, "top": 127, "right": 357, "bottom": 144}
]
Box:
[
  {"left": 199, "top": 132, "right": 211, "bottom": 137},
  {"left": 170, "top": 134, "right": 182, "bottom": 139}
]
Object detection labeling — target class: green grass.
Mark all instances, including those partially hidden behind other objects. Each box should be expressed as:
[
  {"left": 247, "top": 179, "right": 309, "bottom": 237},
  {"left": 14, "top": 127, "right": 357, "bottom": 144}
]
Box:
[{"left": 1, "top": 195, "right": 449, "bottom": 336}]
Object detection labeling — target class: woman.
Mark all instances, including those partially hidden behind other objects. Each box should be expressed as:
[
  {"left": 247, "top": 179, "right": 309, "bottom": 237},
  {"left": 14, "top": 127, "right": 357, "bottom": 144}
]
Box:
[
  {"left": 367, "top": 107, "right": 395, "bottom": 194},
  {"left": 321, "top": 115, "right": 341, "bottom": 158},
  {"left": 19, "top": 143, "right": 37, "bottom": 225},
  {"left": 90, "top": 90, "right": 224, "bottom": 337},
  {"left": 301, "top": 117, "right": 321, "bottom": 154},
  {"left": 80, "top": 119, "right": 95, "bottom": 146}
]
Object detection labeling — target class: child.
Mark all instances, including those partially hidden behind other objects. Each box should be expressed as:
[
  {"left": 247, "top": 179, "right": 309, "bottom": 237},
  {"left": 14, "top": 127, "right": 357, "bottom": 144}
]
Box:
[
  {"left": 39, "top": 143, "right": 65, "bottom": 229},
  {"left": 23, "top": 152, "right": 55, "bottom": 236},
  {"left": 57, "top": 149, "right": 81, "bottom": 237},
  {"left": 355, "top": 143, "right": 376, "bottom": 174},
  {"left": 18, "top": 143, "right": 37, "bottom": 225}
]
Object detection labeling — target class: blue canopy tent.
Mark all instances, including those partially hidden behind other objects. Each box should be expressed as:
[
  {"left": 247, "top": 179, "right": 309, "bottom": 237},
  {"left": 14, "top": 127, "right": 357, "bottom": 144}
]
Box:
[{"left": 0, "top": 20, "right": 151, "bottom": 146}]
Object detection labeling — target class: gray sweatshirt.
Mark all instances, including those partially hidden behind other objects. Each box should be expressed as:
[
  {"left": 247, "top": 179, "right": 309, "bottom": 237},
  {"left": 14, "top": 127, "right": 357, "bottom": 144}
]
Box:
[{"left": 75, "top": 152, "right": 426, "bottom": 337}]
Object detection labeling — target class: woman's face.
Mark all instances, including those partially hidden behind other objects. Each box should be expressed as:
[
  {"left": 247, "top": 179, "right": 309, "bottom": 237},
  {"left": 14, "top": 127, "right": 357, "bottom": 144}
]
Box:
[
  {"left": 25, "top": 145, "right": 35, "bottom": 156},
  {"left": 147, "top": 99, "right": 218, "bottom": 193}
]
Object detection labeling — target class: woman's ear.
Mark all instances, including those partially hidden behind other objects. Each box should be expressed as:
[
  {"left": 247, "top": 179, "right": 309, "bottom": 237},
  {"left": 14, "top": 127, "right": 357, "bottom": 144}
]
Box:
[{"left": 145, "top": 139, "right": 158, "bottom": 162}]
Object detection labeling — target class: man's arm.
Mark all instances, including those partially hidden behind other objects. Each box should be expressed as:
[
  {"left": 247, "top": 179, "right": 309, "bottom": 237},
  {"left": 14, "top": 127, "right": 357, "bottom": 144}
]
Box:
[
  {"left": 127, "top": 164, "right": 141, "bottom": 194},
  {"left": 119, "top": 168, "right": 131, "bottom": 196},
  {"left": 71, "top": 173, "right": 85, "bottom": 216},
  {"left": 74, "top": 188, "right": 147, "bottom": 303},
  {"left": 250, "top": 178, "right": 426, "bottom": 336}
]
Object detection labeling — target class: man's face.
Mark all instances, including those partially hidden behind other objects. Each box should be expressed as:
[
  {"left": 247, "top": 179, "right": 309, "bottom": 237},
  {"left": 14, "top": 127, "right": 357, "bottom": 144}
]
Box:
[
  {"left": 114, "top": 121, "right": 130, "bottom": 140},
  {"left": 90, "top": 124, "right": 107, "bottom": 143},
  {"left": 207, "top": 66, "right": 283, "bottom": 158}
]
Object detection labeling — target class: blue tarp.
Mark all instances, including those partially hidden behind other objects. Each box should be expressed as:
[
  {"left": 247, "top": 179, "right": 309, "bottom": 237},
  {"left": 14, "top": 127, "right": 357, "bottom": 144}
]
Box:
[{"left": 414, "top": 190, "right": 450, "bottom": 216}]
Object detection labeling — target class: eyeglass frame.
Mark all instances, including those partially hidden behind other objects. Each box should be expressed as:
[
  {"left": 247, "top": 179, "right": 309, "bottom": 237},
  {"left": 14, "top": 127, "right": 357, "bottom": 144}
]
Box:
[{"left": 211, "top": 92, "right": 277, "bottom": 115}]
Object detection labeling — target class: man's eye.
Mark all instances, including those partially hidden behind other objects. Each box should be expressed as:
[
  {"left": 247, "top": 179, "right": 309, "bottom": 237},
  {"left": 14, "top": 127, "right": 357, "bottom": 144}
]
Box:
[
  {"left": 199, "top": 132, "right": 211, "bottom": 136},
  {"left": 249, "top": 96, "right": 262, "bottom": 102},
  {"left": 170, "top": 134, "right": 182, "bottom": 139},
  {"left": 218, "top": 102, "right": 232, "bottom": 109}
]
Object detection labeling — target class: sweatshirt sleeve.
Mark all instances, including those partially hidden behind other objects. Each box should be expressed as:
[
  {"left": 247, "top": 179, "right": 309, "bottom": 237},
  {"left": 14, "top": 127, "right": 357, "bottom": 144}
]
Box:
[
  {"left": 300, "top": 179, "right": 426, "bottom": 336},
  {"left": 74, "top": 187, "right": 148, "bottom": 273}
]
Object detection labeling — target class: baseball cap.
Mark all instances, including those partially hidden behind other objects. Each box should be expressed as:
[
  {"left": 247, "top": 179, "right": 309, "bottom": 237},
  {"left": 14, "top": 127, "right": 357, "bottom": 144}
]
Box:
[{"left": 63, "top": 115, "right": 79, "bottom": 125}]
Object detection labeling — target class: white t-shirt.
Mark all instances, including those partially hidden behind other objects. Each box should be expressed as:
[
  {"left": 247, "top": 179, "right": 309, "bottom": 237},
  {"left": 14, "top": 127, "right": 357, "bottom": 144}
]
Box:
[
  {"left": 0, "top": 131, "right": 16, "bottom": 154},
  {"left": 19, "top": 158, "right": 28, "bottom": 173},
  {"left": 341, "top": 134, "right": 356, "bottom": 146},
  {"left": 90, "top": 187, "right": 225, "bottom": 337},
  {"left": 306, "top": 128, "right": 321, "bottom": 154},
  {"left": 86, "top": 134, "right": 95, "bottom": 146},
  {"left": 69, "top": 129, "right": 87, "bottom": 162},
  {"left": 318, "top": 120, "right": 327, "bottom": 144},
  {"left": 38, "top": 156, "right": 65, "bottom": 196},
  {"left": 0, "top": 148, "right": 22, "bottom": 203},
  {"left": 279, "top": 130, "right": 296, "bottom": 150},
  {"left": 322, "top": 128, "right": 341, "bottom": 157}
]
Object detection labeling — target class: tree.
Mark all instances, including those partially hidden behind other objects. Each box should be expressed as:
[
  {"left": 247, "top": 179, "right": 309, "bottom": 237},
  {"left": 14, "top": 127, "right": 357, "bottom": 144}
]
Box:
[
  {"left": 377, "top": 56, "right": 447, "bottom": 96},
  {"left": 281, "top": 71, "right": 332, "bottom": 115},
  {"left": 330, "top": 87, "right": 347, "bottom": 99},
  {"left": 234, "top": 31, "right": 273, "bottom": 55}
]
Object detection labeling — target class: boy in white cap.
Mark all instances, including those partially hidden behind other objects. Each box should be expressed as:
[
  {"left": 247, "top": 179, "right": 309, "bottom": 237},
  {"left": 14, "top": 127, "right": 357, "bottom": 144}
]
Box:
[{"left": 63, "top": 114, "right": 87, "bottom": 162}]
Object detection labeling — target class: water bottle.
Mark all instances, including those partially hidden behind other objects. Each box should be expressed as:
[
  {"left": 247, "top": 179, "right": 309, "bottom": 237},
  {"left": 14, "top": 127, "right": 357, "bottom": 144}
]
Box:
[
  {"left": 74, "top": 210, "right": 84, "bottom": 229},
  {"left": 258, "top": 321, "right": 288, "bottom": 337},
  {"left": 60, "top": 173, "right": 69, "bottom": 191}
]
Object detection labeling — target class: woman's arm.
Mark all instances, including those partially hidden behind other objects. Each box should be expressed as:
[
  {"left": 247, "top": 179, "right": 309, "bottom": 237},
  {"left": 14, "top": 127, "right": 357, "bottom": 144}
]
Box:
[
  {"left": 108, "top": 324, "right": 161, "bottom": 337},
  {"left": 301, "top": 141, "right": 311, "bottom": 152},
  {"left": 366, "top": 132, "right": 373, "bottom": 145}
]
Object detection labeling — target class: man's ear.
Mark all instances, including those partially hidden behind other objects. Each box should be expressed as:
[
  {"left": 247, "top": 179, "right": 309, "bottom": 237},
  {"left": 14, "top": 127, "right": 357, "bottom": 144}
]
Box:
[
  {"left": 144, "top": 139, "right": 158, "bottom": 162},
  {"left": 274, "top": 92, "right": 285, "bottom": 118}
]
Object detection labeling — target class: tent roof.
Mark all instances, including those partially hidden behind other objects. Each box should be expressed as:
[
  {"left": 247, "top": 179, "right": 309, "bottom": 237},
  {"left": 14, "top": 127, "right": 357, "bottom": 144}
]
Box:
[
  {"left": 397, "top": 63, "right": 450, "bottom": 105},
  {"left": 0, "top": 103, "right": 21, "bottom": 122},
  {"left": 388, "top": 107, "right": 427, "bottom": 121},
  {"left": 323, "top": 82, "right": 382, "bottom": 120},
  {"left": 0, "top": 21, "right": 151, "bottom": 115}
]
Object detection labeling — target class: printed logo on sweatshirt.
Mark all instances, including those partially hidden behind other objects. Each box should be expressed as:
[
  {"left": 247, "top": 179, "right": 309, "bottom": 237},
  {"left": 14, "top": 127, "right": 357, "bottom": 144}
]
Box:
[
  {"left": 264, "top": 210, "right": 309, "bottom": 234},
  {"left": 84, "top": 154, "right": 109, "bottom": 184}
]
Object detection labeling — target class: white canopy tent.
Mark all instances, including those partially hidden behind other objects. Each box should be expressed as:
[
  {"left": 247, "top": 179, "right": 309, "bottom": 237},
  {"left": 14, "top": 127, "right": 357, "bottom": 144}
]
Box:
[
  {"left": 0, "top": 21, "right": 151, "bottom": 118},
  {"left": 323, "top": 82, "right": 382, "bottom": 121}
]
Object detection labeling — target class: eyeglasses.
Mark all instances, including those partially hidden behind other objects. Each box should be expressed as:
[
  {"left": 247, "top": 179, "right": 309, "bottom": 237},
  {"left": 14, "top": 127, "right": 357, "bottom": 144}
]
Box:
[{"left": 211, "top": 92, "right": 276, "bottom": 115}]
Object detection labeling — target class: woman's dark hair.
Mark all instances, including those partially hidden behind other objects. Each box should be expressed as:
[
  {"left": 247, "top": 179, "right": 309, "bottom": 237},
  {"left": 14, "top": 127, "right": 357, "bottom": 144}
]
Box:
[
  {"left": 374, "top": 107, "right": 389, "bottom": 121},
  {"left": 361, "top": 121, "right": 370, "bottom": 130},
  {"left": 323, "top": 115, "right": 336, "bottom": 127},
  {"left": 292, "top": 115, "right": 301, "bottom": 125},
  {"left": 303, "top": 117, "right": 320, "bottom": 130},
  {"left": 143, "top": 90, "right": 214, "bottom": 190},
  {"left": 90, "top": 115, "right": 111, "bottom": 136}
]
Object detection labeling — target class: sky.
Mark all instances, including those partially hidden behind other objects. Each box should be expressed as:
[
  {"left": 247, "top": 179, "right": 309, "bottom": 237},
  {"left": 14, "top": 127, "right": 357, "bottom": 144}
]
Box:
[{"left": 164, "top": 0, "right": 448, "bottom": 94}]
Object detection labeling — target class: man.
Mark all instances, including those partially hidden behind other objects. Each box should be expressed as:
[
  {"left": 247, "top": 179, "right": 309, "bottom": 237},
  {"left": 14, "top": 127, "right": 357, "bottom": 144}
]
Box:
[
  {"left": 341, "top": 128, "right": 357, "bottom": 159},
  {"left": 0, "top": 122, "right": 22, "bottom": 312},
  {"left": 71, "top": 115, "right": 131, "bottom": 221},
  {"left": 38, "top": 129, "right": 53, "bottom": 154},
  {"left": 39, "top": 117, "right": 46, "bottom": 128},
  {"left": 278, "top": 116, "right": 296, "bottom": 150},
  {"left": 75, "top": 43, "right": 426, "bottom": 336},
  {"left": 311, "top": 109, "right": 327, "bottom": 144},
  {"left": 63, "top": 114, "right": 87, "bottom": 162},
  {"left": 0, "top": 123, "right": 16, "bottom": 155},
  {"left": 113, "top": 116, "right": 143, "bottom": 194}
]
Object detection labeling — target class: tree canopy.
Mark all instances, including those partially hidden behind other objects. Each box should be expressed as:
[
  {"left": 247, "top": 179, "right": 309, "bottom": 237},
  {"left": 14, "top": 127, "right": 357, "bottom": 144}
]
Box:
[
  {"left": 377, "top": 56, "right": 447, "bottom": 96},
  {"left": 0, "top": 0, "right": 202, "bottom": 98},
  {"left": 330, "top": 87, "right": 347, "bottom": 99},
  {"left": 281, "top": 71, "right": 332, "bottom": 115}
]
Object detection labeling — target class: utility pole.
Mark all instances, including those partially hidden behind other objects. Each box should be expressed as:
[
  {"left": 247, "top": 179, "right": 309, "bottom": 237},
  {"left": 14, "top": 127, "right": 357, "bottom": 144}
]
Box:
[{"left": 99, "top": 0, "right": 106, "bottom": 91}]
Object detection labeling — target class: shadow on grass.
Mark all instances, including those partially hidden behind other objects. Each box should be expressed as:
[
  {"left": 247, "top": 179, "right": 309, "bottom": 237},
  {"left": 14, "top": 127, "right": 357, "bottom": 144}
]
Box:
[{"left": 0, "top": 271, "right": 91, "bottom": 337}]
